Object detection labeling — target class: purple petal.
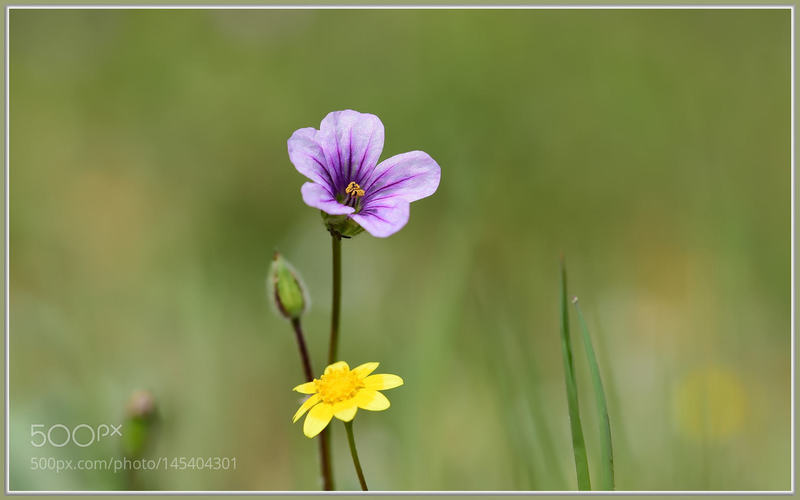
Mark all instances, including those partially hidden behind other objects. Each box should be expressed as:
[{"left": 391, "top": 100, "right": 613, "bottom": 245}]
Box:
[
  {"left": 288, "top": 128, "right": 336, "bottom": 191},
  {"left": 362, "top": 151, "right": 441, "bottom": 204},
  {"left": 349, "top": 198, "right": 410, "bottom": 238},
  {"left": 301, "top": 183, "right": 354, "bottom": 215},
  {"left": 317, "top": 110, "right": 385, "bottom": 190}
]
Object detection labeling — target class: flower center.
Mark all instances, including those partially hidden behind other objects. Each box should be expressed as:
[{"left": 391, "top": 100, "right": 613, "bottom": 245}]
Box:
[
  {"left": 314, "top": 366, "right": 364, "bottom": 404},
  {"left": 338, "top": 181, "right": 366, "bottom": 212},
  {"left": 345, "top": 182, "right": 365, "bottom": 198}
]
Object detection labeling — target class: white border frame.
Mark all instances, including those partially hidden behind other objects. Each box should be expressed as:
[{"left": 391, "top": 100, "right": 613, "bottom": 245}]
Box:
[{"left": 3, "top": 4, "right": 795, "bottom": 495}]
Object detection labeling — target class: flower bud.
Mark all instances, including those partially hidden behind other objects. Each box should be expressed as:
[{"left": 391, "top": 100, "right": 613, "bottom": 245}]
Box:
[
  {"left": 122, "top": 390, "right": 157, "bottom": 459},
  {"left": 126, "top": 390, "right": 156, "bottom": 420},
  {"left": 269, "top": 251, "right": 309, "bottom": 320}
]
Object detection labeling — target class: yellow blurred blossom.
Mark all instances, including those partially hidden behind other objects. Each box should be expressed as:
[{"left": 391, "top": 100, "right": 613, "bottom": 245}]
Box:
[{"left": 672, "top": 365, "right": 747, "bottom": 441}]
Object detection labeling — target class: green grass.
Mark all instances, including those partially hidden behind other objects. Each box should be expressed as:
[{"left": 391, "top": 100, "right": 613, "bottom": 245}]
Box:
[
  {"left": 559, "top": 259, "right": 591, "bottom": 490},
  {"left": 574, "top": 297, "right": 615, "bottom": 490}
]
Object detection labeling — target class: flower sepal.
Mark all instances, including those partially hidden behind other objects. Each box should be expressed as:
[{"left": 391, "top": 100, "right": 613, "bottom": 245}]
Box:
[{"left": 321, "top": 212, "right": 364, "bottom": 239}]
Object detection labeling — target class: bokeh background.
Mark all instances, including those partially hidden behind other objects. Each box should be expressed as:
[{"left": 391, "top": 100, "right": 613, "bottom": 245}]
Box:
[{"left": 9, "top": 8, "right": 791, "bottom": 491}]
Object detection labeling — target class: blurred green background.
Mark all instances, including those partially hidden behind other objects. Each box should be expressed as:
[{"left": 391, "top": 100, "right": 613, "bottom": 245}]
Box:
[{"left": 9, "top": 8, "right": 791, "bottom": 491}]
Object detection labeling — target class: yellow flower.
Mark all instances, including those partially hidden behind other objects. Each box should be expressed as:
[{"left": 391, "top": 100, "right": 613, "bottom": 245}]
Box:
[{"left": 292, "top": 361, "right": 404, "bottom": 438}]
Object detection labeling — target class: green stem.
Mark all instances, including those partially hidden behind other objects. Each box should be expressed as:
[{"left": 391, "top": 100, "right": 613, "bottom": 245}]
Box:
[
  {"left": 319, "top": 429, "right": 333, "bottom": 491},
  {"left": 344, "top": 421, "right": 368, "bottom": 491},
  {"left": 328, "top": 233, "right": 342, "bottom": 365},
  {"left": 321, "top": 232, "right": 342, "bottom": 491},
  {"left": 125, "top": 466, "right": 139, "bottom": 490},
  {"left": 290, "top": 318, "right": 314, "bottom": 383},
  {"left": 289, "top": 318, "right": 334, "bottom": 491}
]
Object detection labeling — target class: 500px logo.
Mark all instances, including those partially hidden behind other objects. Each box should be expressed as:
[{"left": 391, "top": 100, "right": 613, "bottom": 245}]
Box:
[{"left": 30, "top": 424, "right": 123, "bottom": 448}]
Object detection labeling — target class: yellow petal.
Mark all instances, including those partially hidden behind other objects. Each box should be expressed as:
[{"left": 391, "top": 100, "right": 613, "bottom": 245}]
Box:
[
  {"left": 331, "top": 398, "right": 354, "bottom": 413},
  {"left": 334, "top": 400, "right": 358, "bottom": 422},
  {"left": 303, "top": 403, "right": 334, "bottom": 438},
  {"left": 354, "top": 389, "right": 391, "bottom": 411},
  {"left": 363, "top": 374, "right": 404, "bottom": 390},
  {"left": 292, "top": 394, "right": 320, "bottom": 423},
  {"left": 324, "top": 361, "right": 349, "bottom": 374},
  {"left": 293, "top": 381, "right": 317, "bottom": 394},
  {"left": 352, "top": 362, "right": 379, "bottom": 378}
]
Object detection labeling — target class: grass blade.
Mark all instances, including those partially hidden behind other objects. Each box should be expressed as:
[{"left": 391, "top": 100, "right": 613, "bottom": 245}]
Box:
[
  {"left": 573, "top": 297, "right": 615, "bottom": 490},
  {"left": 559, "top": 259, "right": 591, "bottom": 490}
]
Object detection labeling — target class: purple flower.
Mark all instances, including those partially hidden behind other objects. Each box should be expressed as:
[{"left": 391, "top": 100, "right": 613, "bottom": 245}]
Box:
[{"left": 288, "top": 110, "right": 441, "bottom": 238}]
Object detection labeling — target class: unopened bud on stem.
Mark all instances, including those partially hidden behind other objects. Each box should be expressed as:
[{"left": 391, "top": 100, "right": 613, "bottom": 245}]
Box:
[
  {"left": 126, "top": 390, "right": 156, "bottom": 420},
  {"left": 269, "top": 252, "right": 309, "bottom": 320},
  {"left": 122, "top": 390, "right": 157, "bottom": 459}
]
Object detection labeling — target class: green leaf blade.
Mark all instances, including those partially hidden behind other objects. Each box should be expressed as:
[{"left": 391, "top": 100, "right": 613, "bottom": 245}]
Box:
[
  {"left": 574, "top": 299, "right": 615, "bottom": 490},
  {"left": 559, "top": 259, "right": 591, "bottom": 490}
]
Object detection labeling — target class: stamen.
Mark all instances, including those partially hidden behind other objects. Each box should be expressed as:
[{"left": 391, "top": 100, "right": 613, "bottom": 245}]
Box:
[{"left": 345, "top": 181, "right": 365, "bottom": 198}]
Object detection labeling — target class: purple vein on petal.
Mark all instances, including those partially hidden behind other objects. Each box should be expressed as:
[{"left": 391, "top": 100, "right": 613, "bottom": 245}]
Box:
[
  {"left": 347, "top": 129, "right": 354, "bottom": 184},
  {"left": 361, "top": 205, "right": 394, "bottom": 211},
  {"left": 335, "top": 142, "right": 344, "bottom": 191},
  {"left": 360, "top": 211, "right": 390, "bottom": 223},
  {"left": 363, "top": 165, "right": 395, "bottom": 194},
  {"left": 305, "top": 153, "right": 335, "bottom": 190},
  {"left": 362, "top": 194, "right": 400, "bottom": 204},
  {"left": 354, "top": 132, "right": 374, "bottom": 185},
  {"left": 365, "top": 174, "right": 422, "bottom": 201}
]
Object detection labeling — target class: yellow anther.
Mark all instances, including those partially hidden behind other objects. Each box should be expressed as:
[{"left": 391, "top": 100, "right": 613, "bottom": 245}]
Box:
[{"left": 345, "top": 181, "right": 365, "bottom": 198}]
